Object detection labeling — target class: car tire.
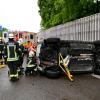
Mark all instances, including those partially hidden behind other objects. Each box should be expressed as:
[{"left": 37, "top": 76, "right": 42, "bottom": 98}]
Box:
[
  {"left": 45, "top": 70, "right": 60, "bottom": 79},
  {"left": 45, "top": 66, "right": 61, "bottom": 79}
]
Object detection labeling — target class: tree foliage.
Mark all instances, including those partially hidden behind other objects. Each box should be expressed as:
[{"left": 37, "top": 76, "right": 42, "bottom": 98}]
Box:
[
  {"left": 0, "top": 27, "right": 8, "bottom": 37},
  {"left": 38, "top": 0, "right": 100, "bottom": 29}
]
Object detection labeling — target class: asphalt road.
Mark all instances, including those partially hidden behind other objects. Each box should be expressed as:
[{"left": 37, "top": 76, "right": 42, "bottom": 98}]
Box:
[{"left": 0, "top": 57, "right": 100, "bottom": 100}]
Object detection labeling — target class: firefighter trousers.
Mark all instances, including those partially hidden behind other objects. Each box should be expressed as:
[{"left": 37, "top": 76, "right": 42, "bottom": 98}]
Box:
[{"left": 7, "top": 61, "right": 18, "bottom": 75}]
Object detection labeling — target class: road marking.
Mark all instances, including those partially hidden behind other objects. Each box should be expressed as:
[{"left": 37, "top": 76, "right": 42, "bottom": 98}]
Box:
[{"left": 91, "top": 74, "right": 100, "bottom": 79}]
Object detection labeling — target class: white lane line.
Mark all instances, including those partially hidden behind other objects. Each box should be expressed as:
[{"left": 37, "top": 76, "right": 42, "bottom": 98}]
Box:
[{"left": 91, "top": 74, "right": 100, "bottom": 79}]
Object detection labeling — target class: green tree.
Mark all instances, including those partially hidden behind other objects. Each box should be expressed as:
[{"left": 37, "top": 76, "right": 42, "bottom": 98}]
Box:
[
  {"left": 0, "top": 27, "right": 8, "bottom": 37},
  {"left": 38, "top": 0, "right": 100, "bottom": 29}
]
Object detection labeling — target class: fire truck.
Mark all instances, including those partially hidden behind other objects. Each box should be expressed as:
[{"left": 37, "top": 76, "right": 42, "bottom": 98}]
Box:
[{"left": 14, "top": 31, "right": 37, "bottom": 52}]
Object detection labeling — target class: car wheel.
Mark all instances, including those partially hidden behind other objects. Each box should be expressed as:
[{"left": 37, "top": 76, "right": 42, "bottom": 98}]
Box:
[{"left": 45, "top": 66, "right": 61, "bottom": 79}]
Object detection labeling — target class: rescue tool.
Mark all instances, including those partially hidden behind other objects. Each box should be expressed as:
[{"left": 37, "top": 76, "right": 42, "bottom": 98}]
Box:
[{"left": 58, "top": 53, "right": 74, "bottom": 81}]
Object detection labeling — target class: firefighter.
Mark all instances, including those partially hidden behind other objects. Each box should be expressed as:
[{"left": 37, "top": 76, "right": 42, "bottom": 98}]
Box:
[
  {"left": 27, "top": 41, "right": 33, "bottom": 49},
  {"left": 4, "top": 33, "right": 20, "bottom": 81},
  {"left": 25, "top": 46, "right": 37, "bottom": 75},
  {"left": 17, "top": 40, "right": 24, "bottom": 75},
  {"left": 0, "top": 37, "right": 5, "bottom": 68}
]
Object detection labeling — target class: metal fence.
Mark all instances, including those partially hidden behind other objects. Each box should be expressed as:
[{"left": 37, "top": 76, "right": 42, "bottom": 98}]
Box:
[{"left": 38, "top": 13, "right": 100, "bottom": 42}]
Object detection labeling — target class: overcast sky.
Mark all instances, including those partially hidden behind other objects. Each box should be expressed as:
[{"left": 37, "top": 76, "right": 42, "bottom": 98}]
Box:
[{"left": 0, "top": 0, "right": 41, "bottom": 32}]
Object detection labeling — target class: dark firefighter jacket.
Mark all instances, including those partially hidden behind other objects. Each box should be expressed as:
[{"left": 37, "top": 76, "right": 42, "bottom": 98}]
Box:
[{"left": 4, "top": 41, "right": 20, "bottom": 62}]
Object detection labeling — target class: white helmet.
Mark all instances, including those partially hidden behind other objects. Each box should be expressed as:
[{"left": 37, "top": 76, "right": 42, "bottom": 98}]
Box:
[{"left": 8, "top": 33, "right": 14, "bottom": 39}]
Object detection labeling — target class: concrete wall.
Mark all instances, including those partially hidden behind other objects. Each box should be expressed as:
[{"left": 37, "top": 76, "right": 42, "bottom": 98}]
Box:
[{"left": 38, "top": 13, "right": 100, "bottom": 42}]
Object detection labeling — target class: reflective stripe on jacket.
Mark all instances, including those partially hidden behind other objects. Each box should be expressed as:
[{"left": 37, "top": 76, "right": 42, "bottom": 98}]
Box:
[
  {"left": 27, "top": 58, "right": 36, "bottom": 68},
  {"left": 7, "top": 43, "right": 18, "bottom": 61}
]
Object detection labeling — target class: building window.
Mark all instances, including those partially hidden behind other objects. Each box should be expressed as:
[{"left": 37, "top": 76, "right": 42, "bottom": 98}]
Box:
[
  {"left": 25, "top": 36, "right": 27, "bottom": 39},
  {"left": 30, "top": 34, "right": 33, "bottom": 39}
]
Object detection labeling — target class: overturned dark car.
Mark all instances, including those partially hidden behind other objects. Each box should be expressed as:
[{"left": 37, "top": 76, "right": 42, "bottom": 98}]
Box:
[{"left": 37, "top": 38, "right": 95, "bottom": 78}]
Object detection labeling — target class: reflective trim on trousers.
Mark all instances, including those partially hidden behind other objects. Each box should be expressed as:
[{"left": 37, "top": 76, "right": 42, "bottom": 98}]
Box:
[
  {"left": 10, "top": 74, "right": 15, "bottom": 77},
  {"left": 27, "top": 64, "right": 36, "bottom": 67}
]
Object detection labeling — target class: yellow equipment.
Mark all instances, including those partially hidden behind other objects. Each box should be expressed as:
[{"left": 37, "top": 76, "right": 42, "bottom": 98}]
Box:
[{"left": 58, "top": 53, "right": 74, "bottom": 82}]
